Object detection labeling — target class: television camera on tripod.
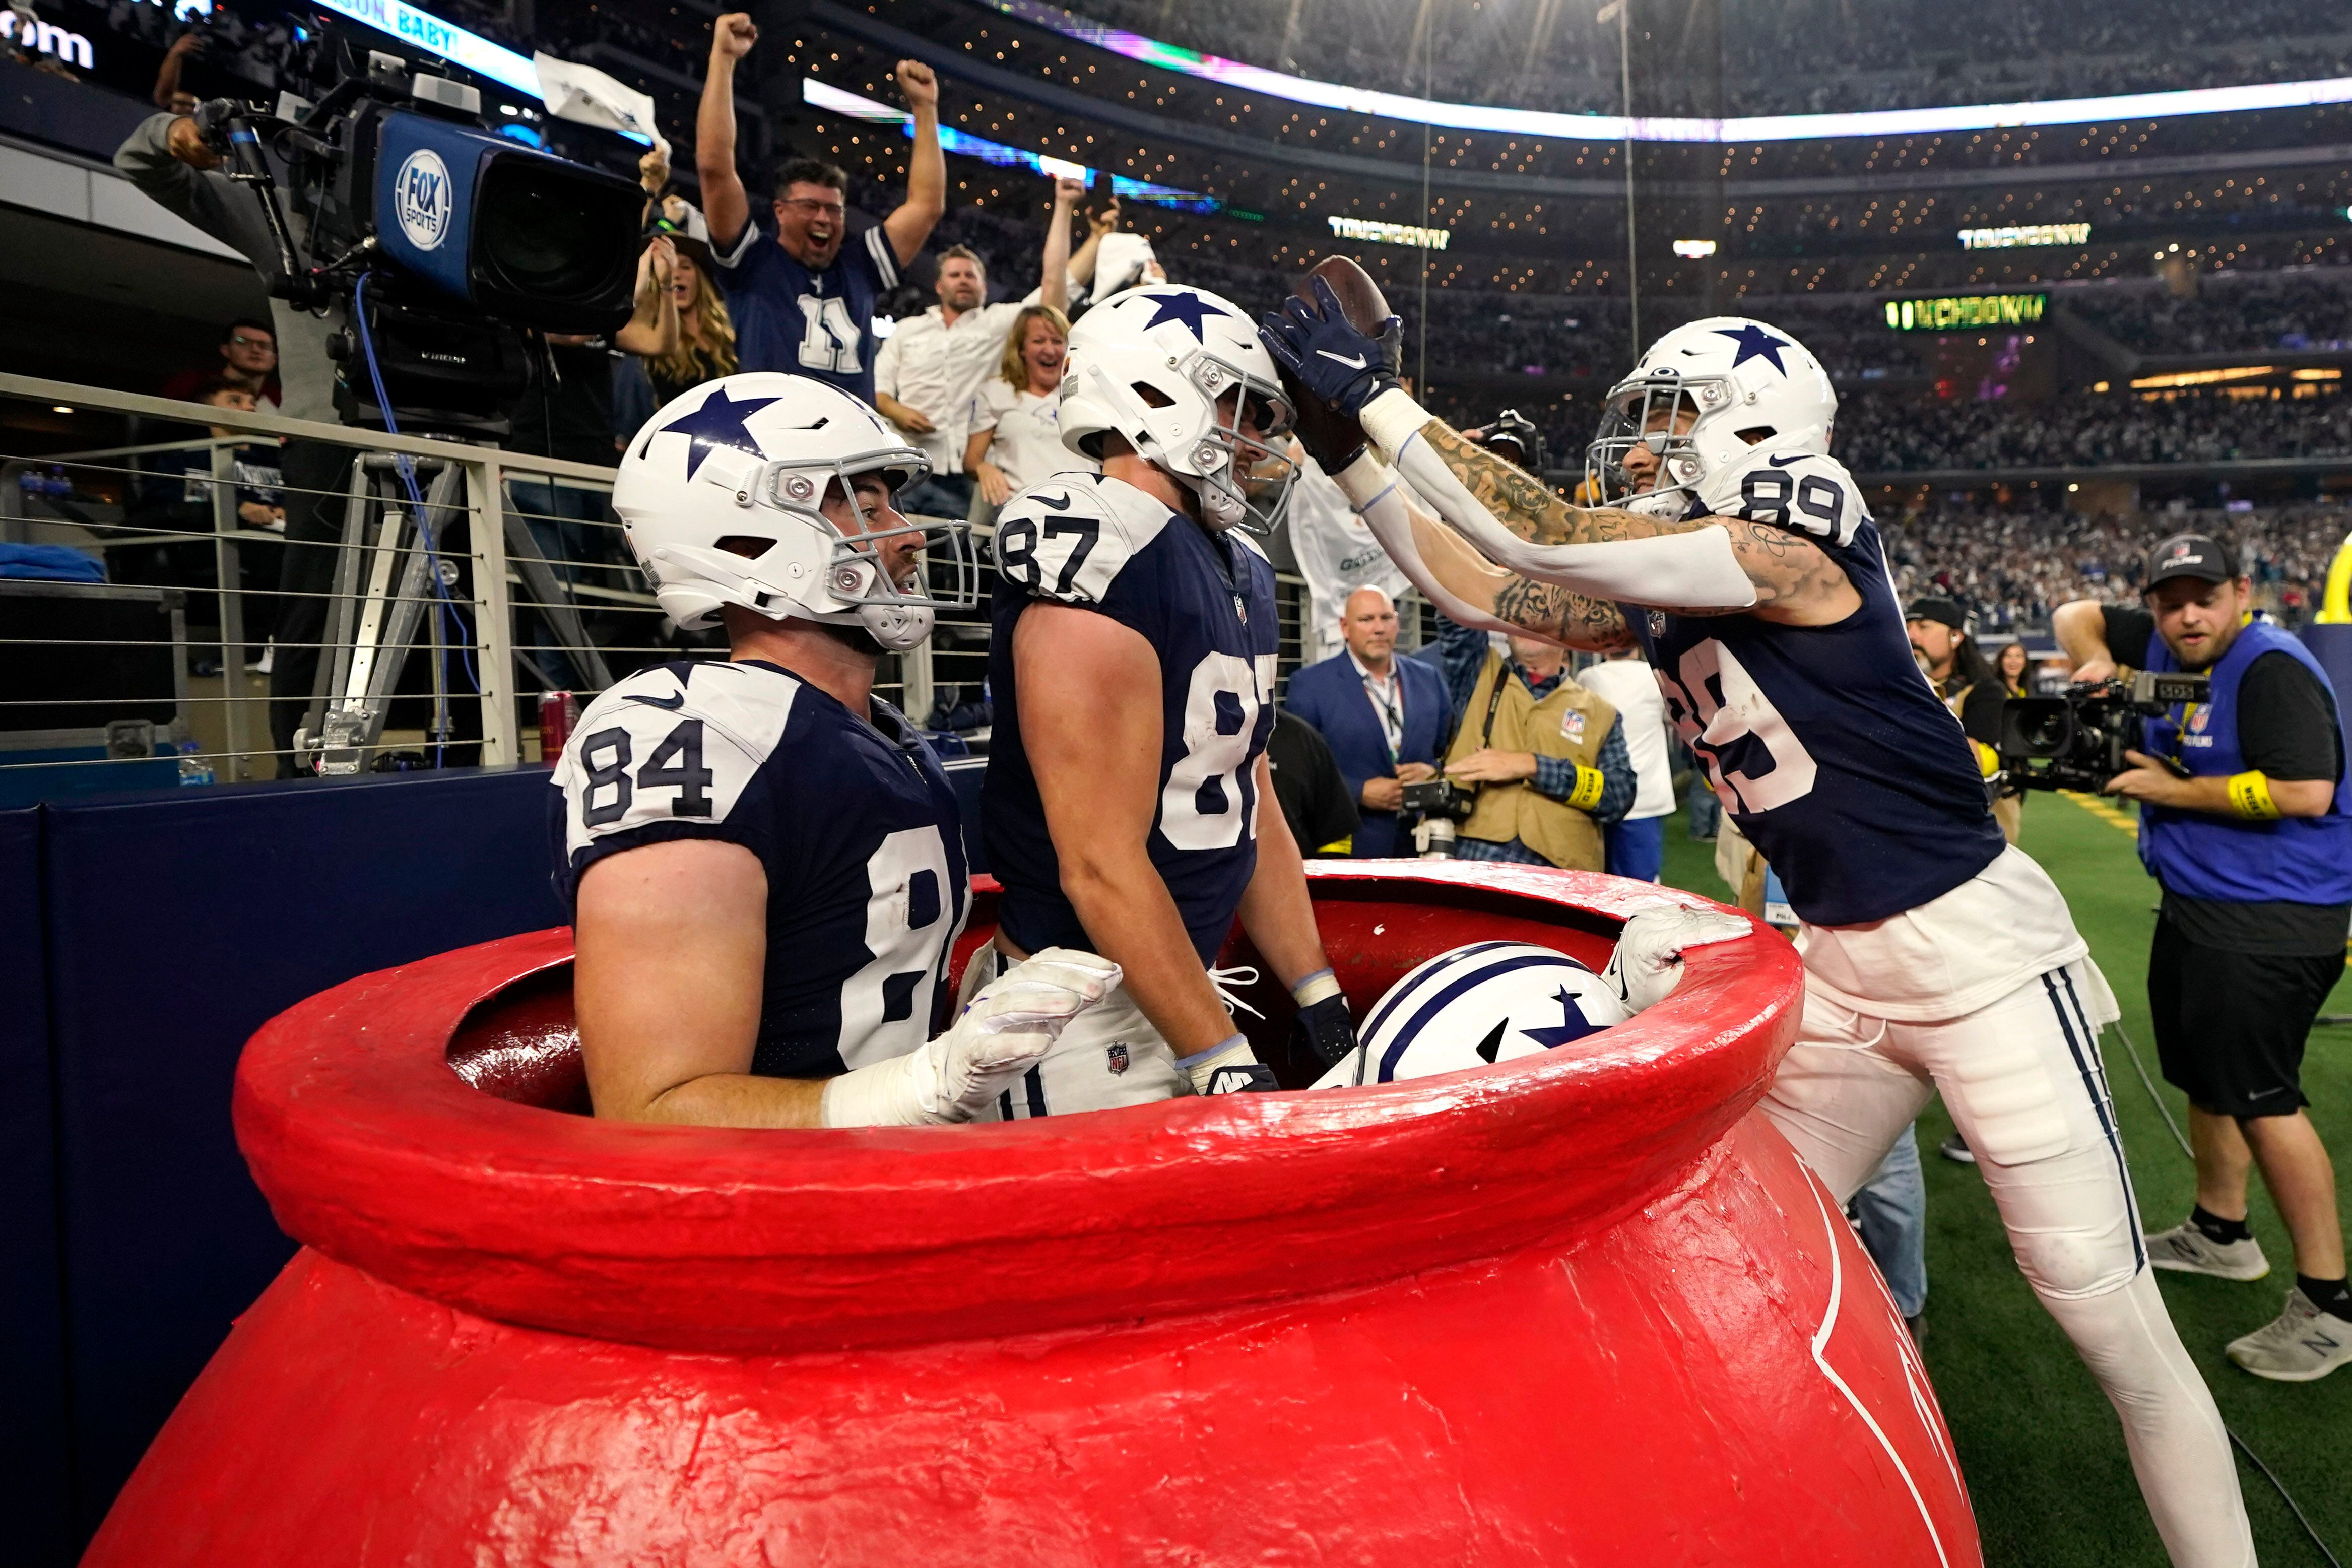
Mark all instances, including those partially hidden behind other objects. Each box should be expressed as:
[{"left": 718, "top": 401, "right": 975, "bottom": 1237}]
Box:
[{"left": 184, "top": 29, "right": 647, "bottom": 773}]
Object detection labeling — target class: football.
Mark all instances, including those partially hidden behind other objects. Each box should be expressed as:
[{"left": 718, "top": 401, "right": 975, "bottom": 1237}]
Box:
[
  {"left": 1296, "top": 253, "right": 1391, "bottom": 334},
  {"left": 1281, "top": 254, "right": 1393, "bottom": 467}
]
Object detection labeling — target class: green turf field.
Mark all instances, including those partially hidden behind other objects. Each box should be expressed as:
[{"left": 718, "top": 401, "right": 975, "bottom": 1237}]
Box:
[{"left": 1658, "top": 795, "right": 2352, "bottom": 1567}]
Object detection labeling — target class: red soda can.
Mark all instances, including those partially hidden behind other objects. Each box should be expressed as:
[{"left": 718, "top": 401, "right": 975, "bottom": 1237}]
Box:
[{"left": 539, "top": 691, "right": 580, "bottom": 762}]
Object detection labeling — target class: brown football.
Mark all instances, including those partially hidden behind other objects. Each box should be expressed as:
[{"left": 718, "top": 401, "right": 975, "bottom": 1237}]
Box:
[
  {"left": 1297, "top": 254, "right": 1391, "bottom": 334},
  {"left": 1280, "top": 254, "right": 1391, "bottom": 469}
]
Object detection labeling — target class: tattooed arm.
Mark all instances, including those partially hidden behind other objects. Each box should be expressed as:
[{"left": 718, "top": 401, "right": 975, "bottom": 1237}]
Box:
[
  {"left": 1358, "top": 398, "right": 1861, "bottom": 627},
  {"left": 1333, "top": 457, "right": 1632, "bottom": 650}
]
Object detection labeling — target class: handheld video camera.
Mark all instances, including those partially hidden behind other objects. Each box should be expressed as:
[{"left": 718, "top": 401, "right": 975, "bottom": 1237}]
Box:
[
  {"left": 1998, "top": 671, "right": 2209, "bottom": 794},
  {"left": 191, "top": 40, "right": 645, "bottom": 433}
]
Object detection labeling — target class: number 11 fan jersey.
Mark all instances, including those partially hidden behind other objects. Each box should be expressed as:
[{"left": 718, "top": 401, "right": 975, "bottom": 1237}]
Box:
[
  {"left": 549, "top": 658, "right": 968, "bottom": 1079},
  {"left": 984, "top": 472, "right": 1281, "bottom": 965}
]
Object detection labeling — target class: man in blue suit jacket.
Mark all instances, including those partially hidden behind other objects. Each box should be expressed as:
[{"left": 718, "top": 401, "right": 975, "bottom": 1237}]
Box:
[{"left": 1283, "top": 587, "right": 1450, "bottom": 856}]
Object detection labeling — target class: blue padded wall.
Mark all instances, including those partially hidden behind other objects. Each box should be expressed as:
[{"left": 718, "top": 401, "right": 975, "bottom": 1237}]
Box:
[{"left": 39, "top": 768, "right": 567, "bottom": 1546}]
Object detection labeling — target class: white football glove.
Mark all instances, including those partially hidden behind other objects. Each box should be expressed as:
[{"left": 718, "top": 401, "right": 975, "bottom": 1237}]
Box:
[
  {"left": 818, "top": 948, "right": 1124, "bottom": 1127},
  {"left": 1602, "top": 905, "right": 1750, "bottom": 1015}
]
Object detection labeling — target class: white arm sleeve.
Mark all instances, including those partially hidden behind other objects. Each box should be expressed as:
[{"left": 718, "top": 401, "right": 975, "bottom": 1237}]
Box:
[
  {"left": 1330, "top": 454, "right": 1522, "bottom": 640},
  {"left": 1357, "top": 389, "right": 1758, "bottom": 611}
]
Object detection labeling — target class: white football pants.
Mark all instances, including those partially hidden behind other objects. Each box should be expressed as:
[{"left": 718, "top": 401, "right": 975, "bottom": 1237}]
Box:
[
  {"left": 957, "top": 947, "right": 1190, "bottom": 1120},
  {"left": 1761, "top": 959, "right": 2254, "bottom": 1568}
]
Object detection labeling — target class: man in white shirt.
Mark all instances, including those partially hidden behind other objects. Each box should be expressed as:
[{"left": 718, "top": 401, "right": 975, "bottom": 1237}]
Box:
[
  {"left": 1577, "top": 644, "right": 1676, "bottom": 880},
  {"left": 874, "top": 178, "right": 1092, "bottom": 515}
]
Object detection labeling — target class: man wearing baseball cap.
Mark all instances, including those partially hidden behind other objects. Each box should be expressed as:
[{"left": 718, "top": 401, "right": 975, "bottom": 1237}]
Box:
[{"left": 2057, "top": 532, "right": 2352, "bottom": 1380}]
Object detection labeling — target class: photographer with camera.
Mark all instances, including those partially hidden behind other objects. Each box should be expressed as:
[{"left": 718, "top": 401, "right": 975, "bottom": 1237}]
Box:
[
  {"left": 1423, "top": 615, "right": 1635, "bottom": 870},
  {"left": 1284, "top": 586, "right": 1450, "bottom": 856},
  {"left": 2056, "top": 532, "right": 2352, "bottom": 1381}
]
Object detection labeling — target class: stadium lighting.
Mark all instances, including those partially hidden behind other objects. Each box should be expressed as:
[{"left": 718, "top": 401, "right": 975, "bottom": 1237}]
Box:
[
  {"left": 1672, "top": 239, "right": 1717, "bottom": 258},
  {"left": 985, "top": 0, "right": 2352, "bottom": 142},
  {"left": 801, "top": 78, "right": 1220, "bottom": 211}
]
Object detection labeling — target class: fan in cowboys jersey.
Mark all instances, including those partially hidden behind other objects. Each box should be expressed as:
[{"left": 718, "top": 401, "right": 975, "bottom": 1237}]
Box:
[
  {"left": 551, "top": 373, "right": 1121, "bottom": 1130},
  {"left": 979, "top": 284, "right": 1361, "bottom": 1104},
  {"left": 1262, "top": 297, "right": 2255, "bottom": 1568}
]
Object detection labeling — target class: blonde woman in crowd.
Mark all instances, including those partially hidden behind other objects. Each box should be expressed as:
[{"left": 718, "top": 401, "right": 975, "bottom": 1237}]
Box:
[{"left": 961, "top": 303, "right": 1093, "bottom": 527}]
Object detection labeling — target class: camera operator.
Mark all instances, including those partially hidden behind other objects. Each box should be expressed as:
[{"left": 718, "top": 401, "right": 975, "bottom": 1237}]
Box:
[
  {"left": 1282, "top": 586, "right": 1449, "bottom": 857},
  {"left": 116, "top": 107, "right": 352, "bottom": 777},
  {"left": 2056, "top": 533, "right": 2352, "bottom": 1382},
  {"left": 1424, "top": 614, "right": 1635, "bottom": 871}
]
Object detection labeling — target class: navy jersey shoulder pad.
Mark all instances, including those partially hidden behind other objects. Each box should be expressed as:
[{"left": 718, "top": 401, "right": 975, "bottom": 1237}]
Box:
[
  {"left": 553, "top": 662, "right": 797, "bottom": 861},
  {"left": 1709, "top": 448, "right": 1868, "bottom": 547},
  {"left": 991, "top": 472, "right": 1174, "bottom": 604}
]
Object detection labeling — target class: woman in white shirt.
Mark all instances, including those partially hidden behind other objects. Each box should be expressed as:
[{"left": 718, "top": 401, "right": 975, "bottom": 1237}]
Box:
[{"left": 962, "top": 304, "right": 1095, "bottom": 526}]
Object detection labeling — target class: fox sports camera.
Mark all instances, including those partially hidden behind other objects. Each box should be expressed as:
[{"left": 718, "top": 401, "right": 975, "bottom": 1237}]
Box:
[{"left": 206, "top": 45, "right": 644, "bottom": 430}]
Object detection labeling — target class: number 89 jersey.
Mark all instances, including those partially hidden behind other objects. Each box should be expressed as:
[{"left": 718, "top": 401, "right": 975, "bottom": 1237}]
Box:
[
  {"left": 1630, "top": 448, "right": 2006, "bottom": 928},
  {"left": 548, "top": 659, "right": 969, "bottom": 1079},
  {"left": 984, "top": 472, "right": 1280, "bottom": 965}
]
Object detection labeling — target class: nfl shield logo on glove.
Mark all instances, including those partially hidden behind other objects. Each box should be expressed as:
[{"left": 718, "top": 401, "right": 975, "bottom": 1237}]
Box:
[{"left": 1106, "top": 1042, "right": 1130, "bottom": 1075}]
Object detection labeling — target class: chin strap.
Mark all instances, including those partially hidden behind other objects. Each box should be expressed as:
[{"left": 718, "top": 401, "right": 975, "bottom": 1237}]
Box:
[{"left": 1358, "top": 389, "right": 1758, "bottom": 611}]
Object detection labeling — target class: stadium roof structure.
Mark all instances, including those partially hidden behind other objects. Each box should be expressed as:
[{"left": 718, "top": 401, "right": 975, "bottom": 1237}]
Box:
[{"left": 983, "top": 0, "right": 2352, "bottom": 143}]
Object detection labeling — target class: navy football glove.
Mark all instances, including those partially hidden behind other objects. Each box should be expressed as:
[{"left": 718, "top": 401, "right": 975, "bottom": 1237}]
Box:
[
  {"left": 1258, "top": 277, "right": 1404, "bottom": 419},
  {"left": 1204, "top": 1062, "right": 1282, "bottom": 1094},
  {"left": 1289, "top": 992, "right": 1359, "bottom": 1072}
]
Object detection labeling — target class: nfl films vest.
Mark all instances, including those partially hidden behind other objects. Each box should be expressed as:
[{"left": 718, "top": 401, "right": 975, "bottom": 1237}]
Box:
[
  {"left": 2139, "top": 618, "right": 2352, "bottom": 905},
  {"left": 1448, "top": 651, "right": 1616, "bottom": 871}
]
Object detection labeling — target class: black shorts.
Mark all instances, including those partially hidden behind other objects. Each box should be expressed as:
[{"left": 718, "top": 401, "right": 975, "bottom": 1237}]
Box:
[{"left": 2148, "top": 918, "right": 2341, "bottom": 1118}]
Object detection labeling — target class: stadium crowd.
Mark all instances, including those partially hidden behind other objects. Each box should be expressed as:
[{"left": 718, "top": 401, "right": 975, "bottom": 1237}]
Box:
[
  {"left": 1838, "top": 386, "right": 2352, "bottom": 474},
  {"left": 1884, "top": 500, "right": 2352, "bottom": 630}
]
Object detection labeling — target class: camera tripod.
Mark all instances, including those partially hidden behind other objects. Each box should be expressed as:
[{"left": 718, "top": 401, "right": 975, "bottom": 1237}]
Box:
[{"left": 298, "top": 451, "right": 611, "bottom": 775}]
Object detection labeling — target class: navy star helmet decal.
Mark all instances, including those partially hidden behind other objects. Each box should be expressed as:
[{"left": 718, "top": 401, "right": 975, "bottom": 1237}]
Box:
[
  {"left": 1714, "top": 323, "right": 1795, "bottom": 375},
  {"left": 1133, "top": 289, "right": 1231, "bottom": 339},
  {"left": 660, "top": 385, "right": 782, "bottom": 479},
  {"left": 1520, "top": 986, "right": 1602, "bottom": 1050}
]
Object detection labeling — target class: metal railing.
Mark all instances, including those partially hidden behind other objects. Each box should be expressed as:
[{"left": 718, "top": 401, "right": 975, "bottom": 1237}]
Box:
[{"left": 1, "top": 373, "right": 1345, "bottom": 797}]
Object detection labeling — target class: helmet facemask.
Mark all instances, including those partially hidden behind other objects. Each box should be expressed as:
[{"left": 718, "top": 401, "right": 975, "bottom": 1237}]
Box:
[
  {"left": 665, "top": 444, "right": 978, "bottom": 650},
  {"left": 1182, "top": 356, "right": 1298, "bottom": 535},
  {"left": 1584, "top": 375, "right": 1734, "bottom": 510}
]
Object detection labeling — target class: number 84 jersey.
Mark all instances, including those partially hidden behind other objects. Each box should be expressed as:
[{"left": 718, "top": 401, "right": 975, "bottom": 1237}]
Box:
[
  {"left": 549, "top": 659, "right": 969, "bottom": 1079},
  {"left": 984, "top": 472, "right": 1280, "bottom": 966},
  {"left": 1630, "top": 448, "right": 2005, "bottom": 928}
]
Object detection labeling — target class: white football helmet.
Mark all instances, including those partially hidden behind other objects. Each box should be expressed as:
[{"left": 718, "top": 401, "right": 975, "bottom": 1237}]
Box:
[
  {"left": 1313, "top": 941, "right": 1630, "bottom": 1089},
  {"left": 1059, "top": 284, "right": 1297, "bottom": 534},
  {"left": 612, "top": 374, "right": 976, "bottom": 649},
  {"left": 1585, "top": 317, "right": 1838, "bottom": 514}
]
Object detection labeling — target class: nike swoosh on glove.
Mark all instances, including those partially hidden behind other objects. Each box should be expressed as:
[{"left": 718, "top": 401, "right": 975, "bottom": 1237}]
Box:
[
  {"left": 819, "top": 947, "right": 1123, "bottom": 1127},
  {"left": 1602, "top": 905, "right": 1750, "bottom": 1015},
  {"left": 1257, "top": 276, "right": 1403, "bottom": 418}
]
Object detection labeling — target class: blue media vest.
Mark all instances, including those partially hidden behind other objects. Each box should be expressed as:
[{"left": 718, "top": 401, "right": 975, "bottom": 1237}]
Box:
[{"left": 2139, "top": 619, "right": 2352, "bottom": 905}]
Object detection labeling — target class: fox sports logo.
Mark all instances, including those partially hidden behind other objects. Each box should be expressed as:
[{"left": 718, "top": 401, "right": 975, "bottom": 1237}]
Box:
[{"left": 394, "top": 149, "right": 453, "bottom": 252}]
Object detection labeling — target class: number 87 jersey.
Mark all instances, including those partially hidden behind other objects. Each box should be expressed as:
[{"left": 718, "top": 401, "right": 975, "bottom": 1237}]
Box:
[{"left": 983, "top": 471, "right": 1281, "bottom": 967}]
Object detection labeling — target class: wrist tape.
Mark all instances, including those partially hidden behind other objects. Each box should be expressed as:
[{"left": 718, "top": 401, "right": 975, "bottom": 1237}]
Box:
[
  {"left": 1175, "top": 1034, "right": 1255, "bottom": 1096},
  {"left": 1291, "top": 969, "right": 1343, "bottom": 1007},
  {"left": 1568, "top": 765, "right": 1606, "bottom": 811},
  {"left": 2228, "top": 770, "right": 2282, "bottom": 821}
]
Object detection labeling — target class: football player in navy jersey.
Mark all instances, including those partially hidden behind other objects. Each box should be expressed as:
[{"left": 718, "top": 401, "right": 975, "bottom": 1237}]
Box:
[
  {"left": 695, "top": 14, "right": 942, "bottom": 402},
  {"left": 980, "top": 285, "right": 1360, "bottom": 1105},
  {"left": 1263, "top": 294, "right": 2253, "bottom": 1567},
  {"left": 553, "top": 373, "right": 1124, "bottom": 1130}
]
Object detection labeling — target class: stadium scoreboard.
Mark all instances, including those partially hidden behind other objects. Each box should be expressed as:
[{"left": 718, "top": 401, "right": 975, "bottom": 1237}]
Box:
[{"left": 1883, "top": 292, "right": 2048, "bottom": 332}]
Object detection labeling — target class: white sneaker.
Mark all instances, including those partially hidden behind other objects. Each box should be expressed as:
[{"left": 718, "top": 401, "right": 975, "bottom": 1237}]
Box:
[
  {"left": 2227, "top": 1288, "right": 2352, "bottom": 1382},
  {"left": 2147, "top": 1221, "right": 2271, "bottom": 1282}
]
